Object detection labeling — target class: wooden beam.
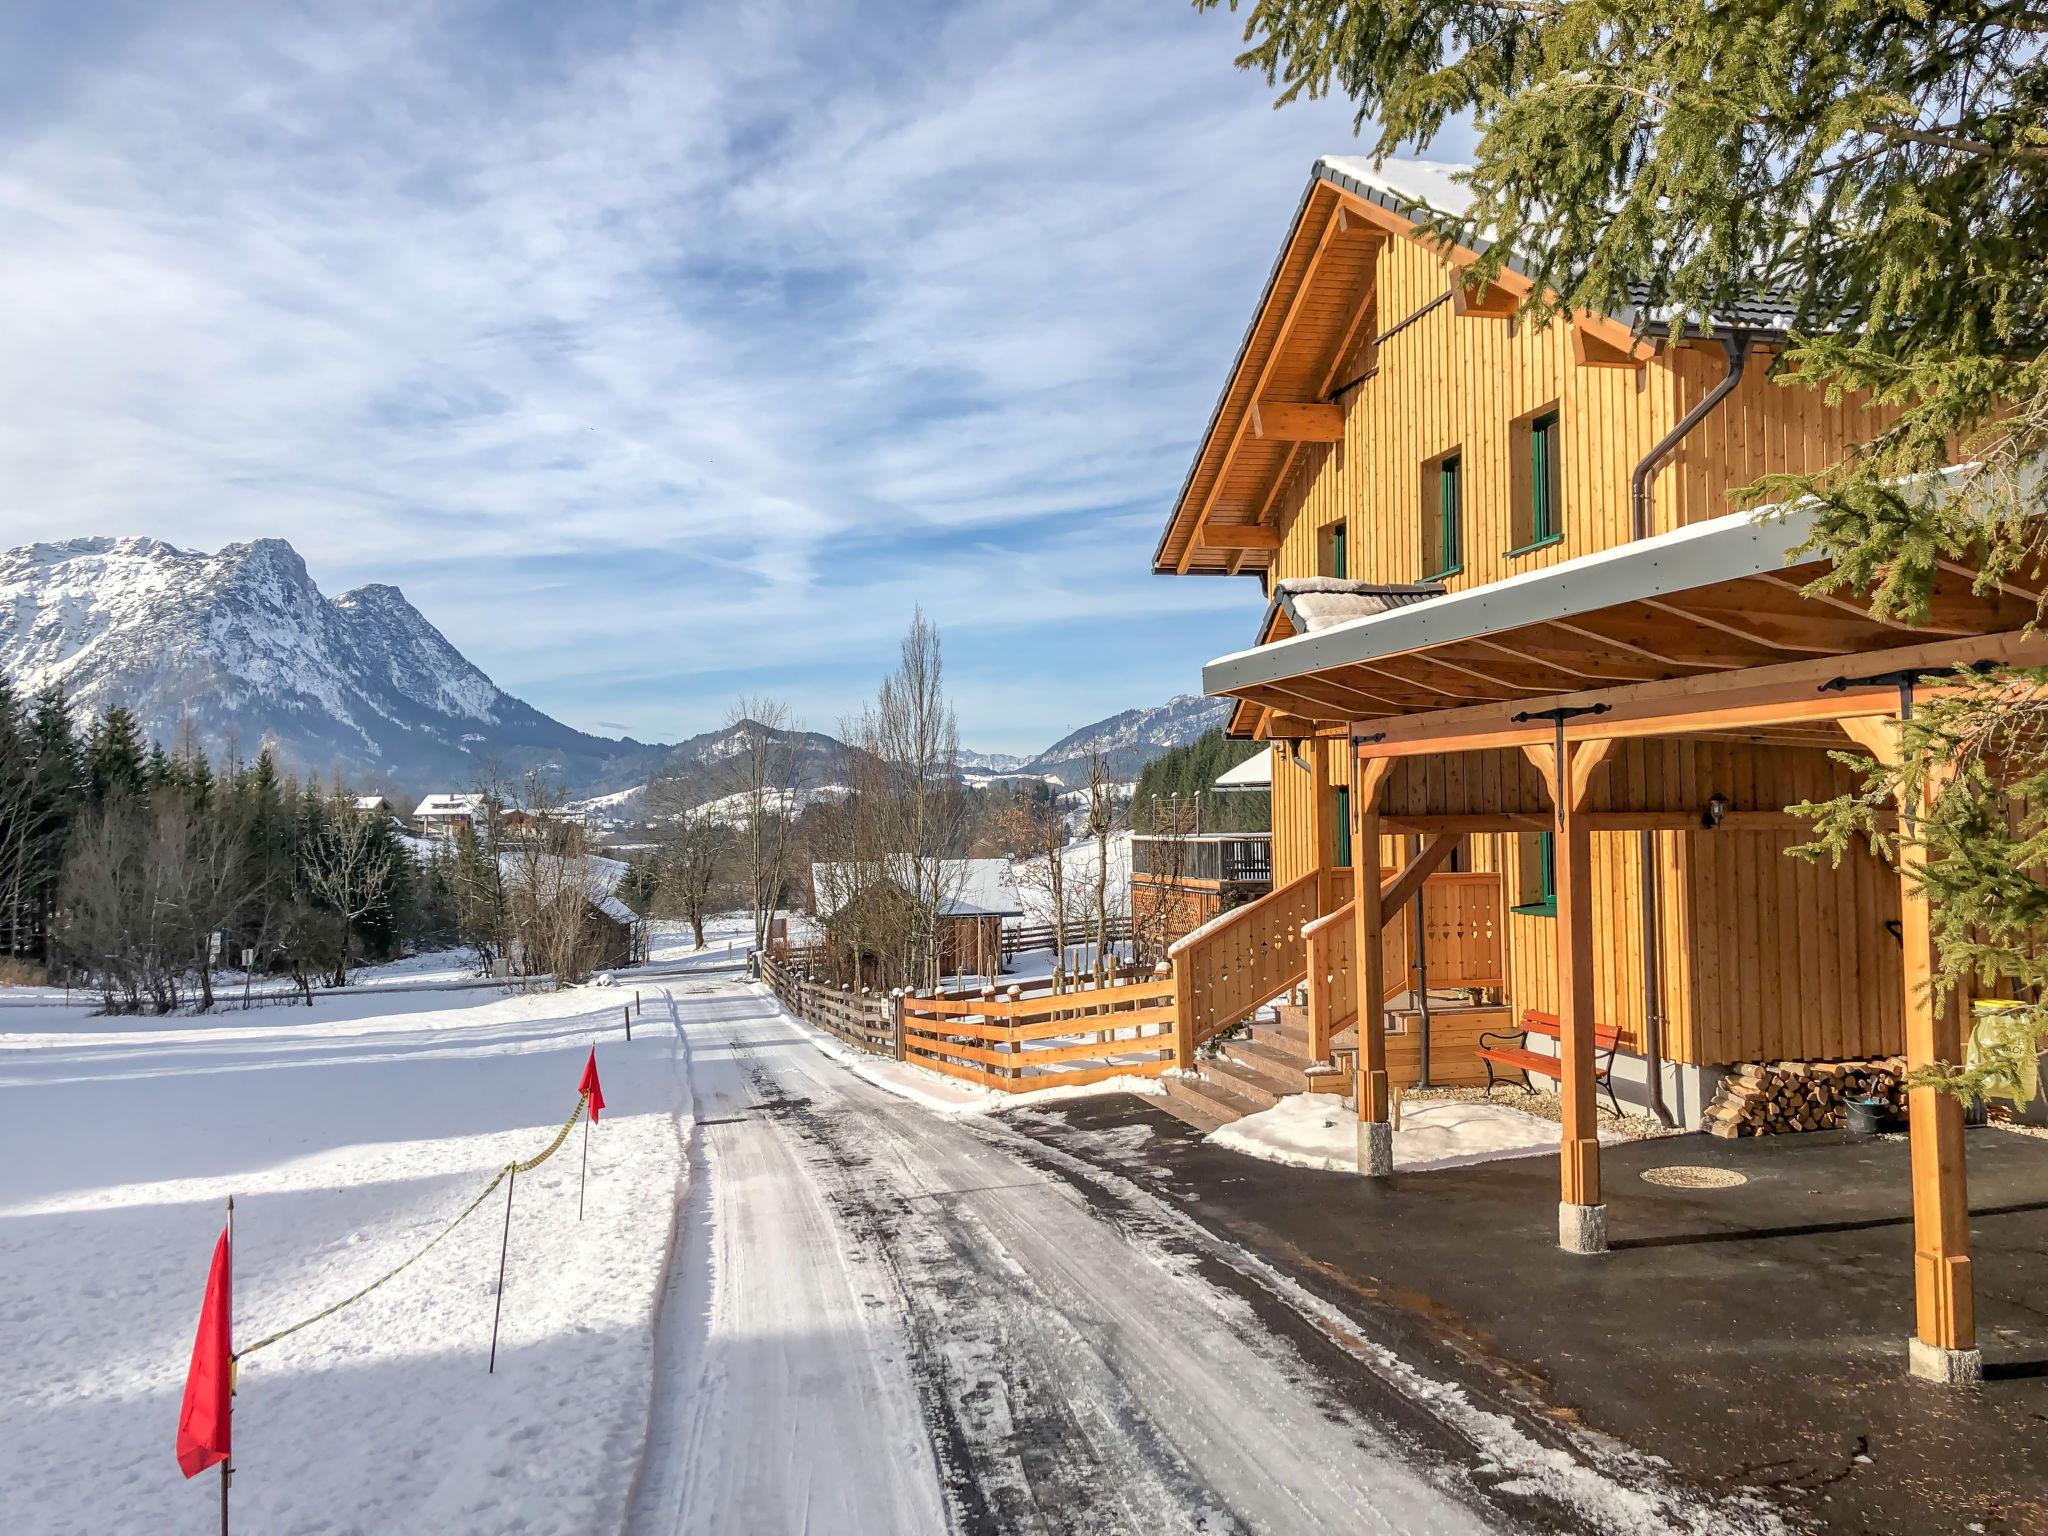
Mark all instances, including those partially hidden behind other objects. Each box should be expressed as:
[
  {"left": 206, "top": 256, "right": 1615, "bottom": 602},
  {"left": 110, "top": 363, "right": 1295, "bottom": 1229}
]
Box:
[
  {"left": 1573, "top": 316, "right": 1654, "bottom": 368},
  {"left": 1381, "top": 812, "right": 1551, "bottom": 834},
  {"left": 1253, "top": 400, "right": 1345, "bottom": 442},
  {"left": 1179, "top": 191, "right": 1364, "bottom": 572},
  {"left": 1200, "top": 524, "right": 1282, "bottom": 551},
  {"left": 1453, "top": 278, "right": 1518, "bottom": 318},
  {"left": 1378, "top": 833, "right": 1457, "bottom": 917}
]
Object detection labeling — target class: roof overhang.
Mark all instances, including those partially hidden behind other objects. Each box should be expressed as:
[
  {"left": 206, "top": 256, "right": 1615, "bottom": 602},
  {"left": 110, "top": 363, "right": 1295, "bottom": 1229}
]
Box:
[
  {"left": 1203, "top": 469, "right": 2034, "bottom": 730},
  {"left": 1155, "top": 157, "right": 1682, "bottom": 580}
]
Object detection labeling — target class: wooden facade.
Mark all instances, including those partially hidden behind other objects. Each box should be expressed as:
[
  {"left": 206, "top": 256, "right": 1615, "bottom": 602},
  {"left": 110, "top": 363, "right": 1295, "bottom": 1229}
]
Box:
[
  {"left": 1167, "top": 162, "right": 1911, "bottom": 1076},
  {"left": 1152, "top": 158, "right": 2026, "bottom": 1377}
]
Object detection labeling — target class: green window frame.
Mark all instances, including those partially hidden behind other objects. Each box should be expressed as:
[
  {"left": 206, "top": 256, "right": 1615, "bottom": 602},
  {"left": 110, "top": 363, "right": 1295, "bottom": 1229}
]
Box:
[
  {"left": 1427, "top": 454, "right": 1463, "bottom": 578},
  {"left": 1530, "top": 411, "right": 1560, "bottom": 544},
  {"left": 1333, "top": 785, "right": 1352, "bottom": 868},
  {"left": 1512, "top": 831, "right": 1557, "bottom": 916}
]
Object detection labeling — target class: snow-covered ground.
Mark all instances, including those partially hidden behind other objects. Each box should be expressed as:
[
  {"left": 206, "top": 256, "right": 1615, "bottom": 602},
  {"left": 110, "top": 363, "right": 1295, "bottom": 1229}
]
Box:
[
  {"left": 1, "top": 981, "right": 690, "bottom": 1534},
  {"left": 6, "top": 941, "right": 1779, "bottom": 1535},
  {"left": 1212, "top": 1093, "right": 1633, "bottom": 1174}
]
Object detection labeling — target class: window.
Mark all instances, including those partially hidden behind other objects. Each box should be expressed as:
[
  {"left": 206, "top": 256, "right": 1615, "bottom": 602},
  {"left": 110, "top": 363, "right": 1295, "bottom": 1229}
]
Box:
[
  {"left": 1319, "top": 520, "right": 1348, "bottom": 580},
  {"left": 1513, "top": 831, "right": 1556, "bottom": 915},
  {"left": 1332, "top": 785, "right": 1352, "bottom": 868},
  {"left": 1508, "top": 405, "right": 1564, "bottom": 555},
  {"left": 1423, "top": 451, "right": 1463, "bottom": 579}
]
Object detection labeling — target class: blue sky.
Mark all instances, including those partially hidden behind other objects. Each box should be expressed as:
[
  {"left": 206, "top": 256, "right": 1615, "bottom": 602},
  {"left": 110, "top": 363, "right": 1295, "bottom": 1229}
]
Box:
[{"left": 0, "top": 1, "right": 1472, "bottom": 754}]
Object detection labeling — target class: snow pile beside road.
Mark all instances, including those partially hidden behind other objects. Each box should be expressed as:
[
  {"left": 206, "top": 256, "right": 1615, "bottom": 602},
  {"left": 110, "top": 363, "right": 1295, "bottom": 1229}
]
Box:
[
  {"left": 1212, "top": 1094, "right": 1626, "bottom": 1173},
  {"left": 0, "top": 984, "right": 690, "bottom": 1534}
]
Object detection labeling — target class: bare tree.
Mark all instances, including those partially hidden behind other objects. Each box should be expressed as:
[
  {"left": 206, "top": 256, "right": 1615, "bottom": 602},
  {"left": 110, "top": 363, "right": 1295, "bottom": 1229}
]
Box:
[
  {"left": 998, "top": 790, "right": 1071, "bottom": 993},
  {"left": 1132, "top": 792, "right": 1198, "bottom": 966},
  {"left": 1081, "top": 749, "right": 1124, "bottom": 986},
  {"left": 722, "top": 696, "right": 804, "bottom": 954},
  {"left": 499, "top": 772, "right": 607, "bottom": 985},
  {"left": 301, "top": 797, "right": 395, "bottom": 986},
  {"left": 853, "top": 612, "right": 967, "bottom": 993},
  {"left": 642, "top": 770, "right": 724, "bottom": 950}
]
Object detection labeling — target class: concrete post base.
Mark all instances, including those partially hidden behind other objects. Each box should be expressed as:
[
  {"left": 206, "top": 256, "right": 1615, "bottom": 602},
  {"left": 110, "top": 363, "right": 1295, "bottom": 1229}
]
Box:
[
  {"left": 1357, "top": 1120, "right": 1394, "bottom": 1178},
  {"left": 1558, "top": 1201, "right": 1608, "bottom": 1254},
  {"left": 1907, "top": 1336, "right": 1984, "bottom": 1384}
]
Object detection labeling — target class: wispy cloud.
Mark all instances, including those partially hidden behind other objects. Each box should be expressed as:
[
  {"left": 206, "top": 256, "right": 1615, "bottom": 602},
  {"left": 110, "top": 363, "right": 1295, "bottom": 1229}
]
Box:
[{"left": 0, "top": 0, "right": 1452, "bottom": 751}]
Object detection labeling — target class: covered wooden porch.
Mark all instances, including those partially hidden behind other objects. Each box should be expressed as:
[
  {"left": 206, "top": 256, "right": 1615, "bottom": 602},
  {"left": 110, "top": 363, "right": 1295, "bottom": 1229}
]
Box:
[{"left": 1201, "top": 497, "right": 2046, "bottom": 1384}]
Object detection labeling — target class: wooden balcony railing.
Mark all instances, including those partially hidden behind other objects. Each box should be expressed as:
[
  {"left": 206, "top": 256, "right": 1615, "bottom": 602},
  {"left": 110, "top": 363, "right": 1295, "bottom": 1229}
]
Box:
[
  {"left": 1305, "top": 871, "right": 1507, "bottom": 1060},
  {"left": 1166, "top": 869, "right": 1322, "bottom": 1064}
]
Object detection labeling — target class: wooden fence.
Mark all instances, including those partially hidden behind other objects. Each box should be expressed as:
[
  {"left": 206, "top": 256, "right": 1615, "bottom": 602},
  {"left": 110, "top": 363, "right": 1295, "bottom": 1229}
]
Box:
[
  {"left": 758, "top": 951, "right": 896, "bottom": 1056},
  {"left": 1305, "top": 872, "right": 1506, "bottom": 1059},
  {"left": 900, "top": 974, "right": 1178, "bottom": 1091},
  {"left": 1000, "top": 916, "right": 1133, "bottom": 960}
]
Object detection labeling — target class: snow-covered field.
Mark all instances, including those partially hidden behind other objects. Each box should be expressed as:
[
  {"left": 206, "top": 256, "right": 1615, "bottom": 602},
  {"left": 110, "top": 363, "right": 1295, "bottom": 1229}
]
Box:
[
  {"left": 4, "top": 933, "right": 1781, "bottom": 1536},
  {"left": 1, "top": 980, "right": 691, "bottom": 1535},
  {"left": 1211, "top": 1094, "right": 1632, "bottom": 1174}
]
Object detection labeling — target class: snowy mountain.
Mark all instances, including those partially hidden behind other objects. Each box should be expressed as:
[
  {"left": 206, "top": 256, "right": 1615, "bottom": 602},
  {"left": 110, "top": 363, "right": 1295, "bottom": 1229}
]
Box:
[
  {"left": 1008, "top": 694, "right": 1233, "bottom": 783},
  {"left": 955, "top": 747, "right": 1029, "bottom": 775},
  {"left": 0, "top": 536, "right": 670, "bottom": 792}
]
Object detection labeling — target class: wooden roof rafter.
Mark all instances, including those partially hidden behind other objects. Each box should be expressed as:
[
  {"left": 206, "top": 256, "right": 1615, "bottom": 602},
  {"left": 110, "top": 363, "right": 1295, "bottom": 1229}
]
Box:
[{"left": 1174, "top": 189, "right": 1383, "bottom": 574}]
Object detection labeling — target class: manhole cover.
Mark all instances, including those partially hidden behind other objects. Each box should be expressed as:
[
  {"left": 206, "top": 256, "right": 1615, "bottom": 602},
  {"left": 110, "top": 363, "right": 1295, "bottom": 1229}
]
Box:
[{"left": 1640, "top": 1165, "right": 1749, "bottom": 1189}]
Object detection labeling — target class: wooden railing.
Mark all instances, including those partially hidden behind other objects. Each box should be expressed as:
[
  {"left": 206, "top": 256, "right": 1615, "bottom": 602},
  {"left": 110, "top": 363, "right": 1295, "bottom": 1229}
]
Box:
[
  {"left": 900, "top": 975, "right": 1177, "bottom": 1091},
  {"left": 759, "top": 951, "right": 897, "bottom": 1055},
  {"left": 1167, "top": 869, "right": 1322, "bottom": 1063},
  {"left": 1305, "top": 872, "right": 1507, "bottom": 1060}
]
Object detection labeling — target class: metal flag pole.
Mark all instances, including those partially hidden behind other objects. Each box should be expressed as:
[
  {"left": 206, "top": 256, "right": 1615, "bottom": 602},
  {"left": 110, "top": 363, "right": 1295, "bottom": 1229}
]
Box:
[
  {"left": 488, "top": 1167, "right": 515, "bottom": 1373},
  {"left": 222, "top": 1193, "right": 234, "bottom": 1536},
  {"left": 578, "top": 1108, "right": 590, "bottom": 1222}
]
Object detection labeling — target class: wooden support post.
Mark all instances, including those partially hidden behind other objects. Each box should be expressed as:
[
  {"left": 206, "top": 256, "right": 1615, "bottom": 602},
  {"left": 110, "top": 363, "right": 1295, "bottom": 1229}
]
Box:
[
  {"left": 1306, "top": 742, "right": 1335, "bottom": 913},
  {"left": 1843, "top": 712, "right": 1980, "bottom": 1381},
  {"left": 1547, "top": 734, "right": 1612, "bottom": 1253},
  {"left": 1171, "top": 958, "right": 1195, "bottom": 1070},
  {"left": 1353, "top": 753, "right": 1393, "bottom": 1176}
]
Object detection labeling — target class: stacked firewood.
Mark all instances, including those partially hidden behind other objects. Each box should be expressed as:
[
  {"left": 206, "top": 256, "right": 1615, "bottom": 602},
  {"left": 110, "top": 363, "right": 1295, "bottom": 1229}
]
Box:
[{"left": 1703, "top": 1057, "right": 1908, "bottom": 1137}]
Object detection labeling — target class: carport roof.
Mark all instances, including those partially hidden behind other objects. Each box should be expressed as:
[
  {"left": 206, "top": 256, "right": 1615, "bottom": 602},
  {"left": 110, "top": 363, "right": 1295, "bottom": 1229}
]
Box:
[{"left": 1202, "top": 468, "right": 2036, "bottom": 728}]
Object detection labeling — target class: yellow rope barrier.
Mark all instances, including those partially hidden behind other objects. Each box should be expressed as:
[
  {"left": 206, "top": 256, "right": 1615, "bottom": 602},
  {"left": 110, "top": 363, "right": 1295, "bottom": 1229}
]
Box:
[{"left": 236, "top": 1091, "right": 590, "bottom": 1361}]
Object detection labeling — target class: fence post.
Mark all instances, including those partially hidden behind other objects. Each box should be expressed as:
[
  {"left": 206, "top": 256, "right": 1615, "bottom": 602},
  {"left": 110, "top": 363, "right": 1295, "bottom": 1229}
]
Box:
[
  {"left": 1171, "top": 954, "right": 1195, "bottom": 1070},
  {"left": 892, "top": 988, "right": 906, "bottom": 1061}
]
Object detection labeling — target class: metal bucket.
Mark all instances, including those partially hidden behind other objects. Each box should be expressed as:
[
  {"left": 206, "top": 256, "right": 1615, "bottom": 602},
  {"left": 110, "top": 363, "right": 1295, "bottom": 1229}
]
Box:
[{"left": 1846, "top": 1096, "right": 1887, "bottom": 1136}]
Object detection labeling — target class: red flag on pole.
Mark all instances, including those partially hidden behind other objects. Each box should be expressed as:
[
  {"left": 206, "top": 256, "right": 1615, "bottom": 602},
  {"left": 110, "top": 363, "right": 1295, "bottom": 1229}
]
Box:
[
  {"left": 176, "top": 1226, "right": 233, "bottom": 1478},
  {"left": 579, "top": 1046, "right": 605, "bottom": 1123}
]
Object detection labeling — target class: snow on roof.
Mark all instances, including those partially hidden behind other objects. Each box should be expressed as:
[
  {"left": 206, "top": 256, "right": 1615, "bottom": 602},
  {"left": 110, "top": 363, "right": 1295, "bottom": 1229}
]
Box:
[
  {"left": 1271, "top": 578, "right": 1445, "bottom": 635},
  {"left": 1212, "top": 752, "right": 1272, "bottom": 791},
  {"left": 417, "top": 792, "right": 484, "bottom": 816},
  {"left": 1317, "top": 155, "right": 1477, "bottom": 220},
  {"left": 496, "top": 850, "right": 629, "bottom": 905},
  {"left": 811, "top": 858, "right": 1024, "bottom": 919},
  {"left": 353, "top": 794, "right": 389, "bottom": 811}
]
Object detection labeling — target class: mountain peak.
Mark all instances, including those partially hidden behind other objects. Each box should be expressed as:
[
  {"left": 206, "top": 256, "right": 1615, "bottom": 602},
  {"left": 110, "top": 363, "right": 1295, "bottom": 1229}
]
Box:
[{"left": 0, "top": 534, "right": 669, "bottom": 795}]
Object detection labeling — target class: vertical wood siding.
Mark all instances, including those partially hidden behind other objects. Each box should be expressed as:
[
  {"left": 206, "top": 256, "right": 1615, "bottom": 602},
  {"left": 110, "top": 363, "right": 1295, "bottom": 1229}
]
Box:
[{"left": 1248, "top": 233, "right": 1904, "bottom": 1066}]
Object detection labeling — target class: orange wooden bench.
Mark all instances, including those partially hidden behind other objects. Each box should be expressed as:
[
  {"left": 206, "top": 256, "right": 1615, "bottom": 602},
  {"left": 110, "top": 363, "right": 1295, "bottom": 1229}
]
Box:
[{"left": 1476, "top": 1008, "right": 1624, "bottom": 1117}]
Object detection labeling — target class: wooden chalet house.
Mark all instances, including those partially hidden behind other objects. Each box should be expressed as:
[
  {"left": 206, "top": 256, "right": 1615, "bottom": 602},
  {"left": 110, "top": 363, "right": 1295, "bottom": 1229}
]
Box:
[{"left": 1152, "top": 156, "right": 2040, "bottom": 1384}]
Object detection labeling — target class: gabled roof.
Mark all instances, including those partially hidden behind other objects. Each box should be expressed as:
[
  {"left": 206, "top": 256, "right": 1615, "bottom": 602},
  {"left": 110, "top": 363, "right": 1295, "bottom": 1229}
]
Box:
[
  {"left": 1155, "top": 156, "right": 1795, "bottom": 578},
  {"left": 417, "top": 792, "right": 484, "bottom": 817}
]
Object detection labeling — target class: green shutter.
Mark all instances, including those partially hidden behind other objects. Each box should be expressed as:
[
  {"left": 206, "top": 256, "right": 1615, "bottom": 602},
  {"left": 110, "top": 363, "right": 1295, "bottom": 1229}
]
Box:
[
  {"left": 1333, "top": 786, "right": 1352, "bottom": 868},
  {"left": 1530, "top": 412, "right": 1559, "bottom": 542},
  {"left": 1438, "top": 456, "right": 1462, "bottom": 574},
  {"left": 1331, "top": 522, "right": 1347, "bottom": 580}
]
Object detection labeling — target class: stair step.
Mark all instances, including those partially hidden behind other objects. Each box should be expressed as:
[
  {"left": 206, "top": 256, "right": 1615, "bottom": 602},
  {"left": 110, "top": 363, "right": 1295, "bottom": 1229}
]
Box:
[
  {"left": 1162, "top": 1072, "right": 1267, "bottom": 1127},
  {"left": 1233, "top": 1035, "right": 1317, "bottom": 1074},
  {"left": 1198, "top": 1056, "right": 1286, "bottom": 1110},
  {"left": 1256, "top": 1012, "right": 1315, "bottom": 1047},
  {"left": 1216, "top": 1046, "right": 1308, "bottom": 1098},
  {"left": 1153, "top": 1092, "right": 1230, "bottom": 1136}
]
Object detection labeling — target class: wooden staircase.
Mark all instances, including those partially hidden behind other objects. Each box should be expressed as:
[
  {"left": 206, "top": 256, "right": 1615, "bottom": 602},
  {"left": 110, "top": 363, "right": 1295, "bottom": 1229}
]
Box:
[{"left": 1159, "top": 1002, "right": 1341, "bottom": 1133}]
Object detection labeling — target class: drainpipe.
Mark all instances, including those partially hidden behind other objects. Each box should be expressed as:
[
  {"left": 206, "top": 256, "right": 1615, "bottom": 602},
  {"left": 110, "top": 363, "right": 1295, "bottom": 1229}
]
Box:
[{"left": 1627, "top": 330, "right": 1753, "bottom": 1129}]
